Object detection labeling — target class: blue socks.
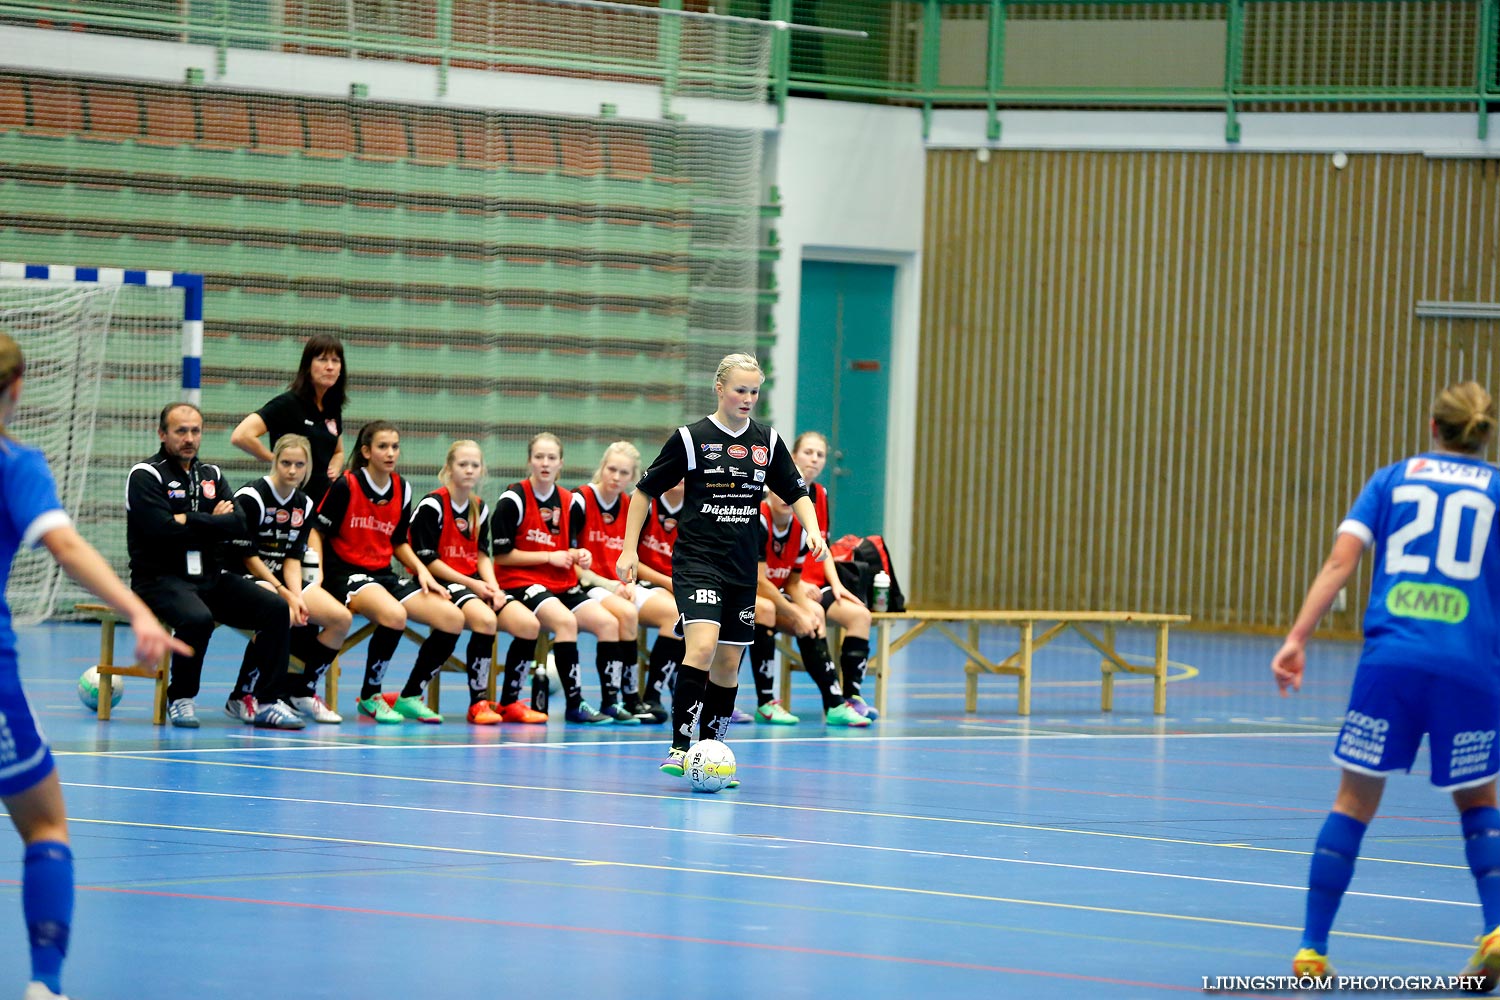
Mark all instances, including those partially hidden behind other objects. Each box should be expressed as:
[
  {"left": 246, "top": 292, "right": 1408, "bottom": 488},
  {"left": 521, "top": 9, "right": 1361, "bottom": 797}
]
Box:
[
  {"left": 1301, "top": 811, "right": 1366, "bottom": 953},
  {"left": 1463, "top": 806, "right": 1500, "bottom": 932},
  {"left": 23, "top": 840, "right": 73, "bottom": 994}
]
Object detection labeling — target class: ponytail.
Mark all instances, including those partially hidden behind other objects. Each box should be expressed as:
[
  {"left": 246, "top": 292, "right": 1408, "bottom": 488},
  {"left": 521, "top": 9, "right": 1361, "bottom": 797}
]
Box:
[{"left": 1432, "top": 382, "right": 1496, "bottom": 455}]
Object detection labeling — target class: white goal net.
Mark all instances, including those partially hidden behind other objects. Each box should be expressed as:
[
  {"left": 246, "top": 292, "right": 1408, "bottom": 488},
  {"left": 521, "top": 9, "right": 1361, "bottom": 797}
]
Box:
[{"left": 0, "top": 277, "right": 184, "bottom": 623}]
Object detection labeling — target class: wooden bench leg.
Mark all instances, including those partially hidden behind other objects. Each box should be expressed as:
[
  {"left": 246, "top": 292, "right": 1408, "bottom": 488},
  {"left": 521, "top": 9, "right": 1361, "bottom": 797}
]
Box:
[
  {"left": 96, "top": 619, "right": 115, "bottom": 722},
  {"left": 778, "top": 649, "right": 791, "bottom": 712},
  {"left": 1017, "top": 620, "right": 1033, "bottom": 716},
  {"left": 964, "top": 622, "right": 982, "bottom": 713},
  {"left": 152, "top": 651, "right": 169, "bottom": 724},
  {"left": 488, "top": 634, "right": 500, "bottom": 704},
  {"left": 95, "top": 617, "right": 171, "bottom": 725},
  {"left": 1101, "top": 622, "right": 1117, "bottom": 712},
  {"left": 775, "top": 635, "right": 802, "bottom": 713},
  {"left": 1154, "top": 623, "right": 1169, "bottom": 715},
  {"left": 873, "top": 618, "right": 890, "bottom": 718},
  {"left": 325, "top": 655, "right": 340, "bottom": 711}
]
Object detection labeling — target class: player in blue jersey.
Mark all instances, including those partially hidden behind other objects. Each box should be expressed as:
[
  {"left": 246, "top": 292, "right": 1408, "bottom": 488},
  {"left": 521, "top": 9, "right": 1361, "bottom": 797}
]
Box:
[
  {"left": 0, "top": 333, "right": 187, "bottom": 1000},
  {"left": 1272, "top": 381, "right": 1500, "bottom": 984}
]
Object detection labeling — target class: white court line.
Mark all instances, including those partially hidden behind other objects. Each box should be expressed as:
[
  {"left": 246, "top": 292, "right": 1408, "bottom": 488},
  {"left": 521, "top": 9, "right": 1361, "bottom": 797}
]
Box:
[
  {"left": 61, "top": 780, "right": 1478, "bottom": 910},
  {"left": 69, "top": 814, "right": 1467, "bottom": 950},
  {"left": 59, "top": 729, "right": 1335, "bottom": 757},
  {"left": 69, "top": 749, "right": 1467, "bottom": 872}
]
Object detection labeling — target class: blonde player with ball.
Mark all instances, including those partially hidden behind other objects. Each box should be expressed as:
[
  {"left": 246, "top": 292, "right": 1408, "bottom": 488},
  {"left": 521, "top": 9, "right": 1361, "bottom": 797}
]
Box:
[{"left": 617, "top": 354, "right": 829, "bottom": 785}]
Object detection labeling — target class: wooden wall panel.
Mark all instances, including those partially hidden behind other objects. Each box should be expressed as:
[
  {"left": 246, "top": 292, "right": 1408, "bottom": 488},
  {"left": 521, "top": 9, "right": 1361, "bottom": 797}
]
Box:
[{"left": 919, "top": 150, "right": 1500, "bottom": 630}]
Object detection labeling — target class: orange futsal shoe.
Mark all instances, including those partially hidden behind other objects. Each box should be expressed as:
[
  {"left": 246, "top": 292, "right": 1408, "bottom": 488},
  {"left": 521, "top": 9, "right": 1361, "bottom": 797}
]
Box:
[
  {"left": 499, "top": 700, "right": 548, "bottom": 724},
  {"left": 466, "top": 700, "right": 503, "bottom": 725}
]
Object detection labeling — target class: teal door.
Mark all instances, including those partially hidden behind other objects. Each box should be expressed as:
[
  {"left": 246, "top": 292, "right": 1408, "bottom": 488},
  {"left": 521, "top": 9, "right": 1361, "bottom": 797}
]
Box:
[{"left": 796, "top": 260, "right": 894, "bottom": 537}]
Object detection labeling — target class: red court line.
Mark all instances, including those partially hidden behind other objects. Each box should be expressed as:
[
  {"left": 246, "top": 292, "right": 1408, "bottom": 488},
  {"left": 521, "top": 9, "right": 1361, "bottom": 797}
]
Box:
[{"left": 75, "top": 884, "right": 1237, "bottom": 994}]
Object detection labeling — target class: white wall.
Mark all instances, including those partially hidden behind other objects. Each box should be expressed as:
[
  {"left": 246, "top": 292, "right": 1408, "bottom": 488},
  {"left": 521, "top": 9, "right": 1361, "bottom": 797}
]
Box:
[
  {"left": 0, "top": 25, "right": 776, "bottom": 131},
  {"left": 769, "top": 97, "right": 926, "bottom": 566}
]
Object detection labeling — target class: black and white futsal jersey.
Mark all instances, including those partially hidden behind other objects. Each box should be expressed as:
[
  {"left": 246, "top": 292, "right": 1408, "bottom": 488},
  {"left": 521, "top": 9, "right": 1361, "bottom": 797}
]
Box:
[
  {"left": 232, "top": 476, "right": 315, "bottom": 577},
  {"left": 636, "top": 415, "right": 807, "bottom": 583}
]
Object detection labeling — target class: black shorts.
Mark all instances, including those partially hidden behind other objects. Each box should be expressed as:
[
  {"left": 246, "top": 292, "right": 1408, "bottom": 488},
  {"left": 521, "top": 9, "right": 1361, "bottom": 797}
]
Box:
[
  {"left": 444, "top": 582, "right": 506, "bottom": 609},
  {"left": 672, "top": 568, "right": 756, "bottom": 646},
  {"left": 505, "top": 583, "right": 596, "bottom": 615},
  {"left": 818, "top": 586, "right": 836, "bottom": 611},
  {"left": 324, "top": 567, "right": 419, "bottom": 606}
]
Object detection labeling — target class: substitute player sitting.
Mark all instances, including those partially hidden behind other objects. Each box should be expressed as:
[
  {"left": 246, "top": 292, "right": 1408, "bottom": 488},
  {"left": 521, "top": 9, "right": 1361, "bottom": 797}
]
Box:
[
  {"left": 312, "top": 420, "right": 464, "bottom": 724},
  {"left": 232, "top": 433, "right": 351, "bottom": 723},
  {"left": 1272, "top": 381, "right": 1500, "bottom": 983},
  {"left": 491, "top": 432, "right": 628, "bottom": 725},
  {"left": 410, "top": 440, "right": 545, "bottom": 725},
  {"left": 571, "top": 441, "right": 679, "bottom": 723},
  {"left": 752, "top": 487, "right": 869, "bottom": 727},
  {"left": 635, "top": 479, "right": 687, "bottom": 724},
  {"left": 790, "top": 429, "right": 876, "bottom": 720}
]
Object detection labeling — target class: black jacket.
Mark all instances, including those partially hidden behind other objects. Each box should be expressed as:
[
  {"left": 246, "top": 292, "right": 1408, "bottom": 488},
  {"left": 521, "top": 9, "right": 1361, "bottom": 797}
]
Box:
[{"left": 125, "top": 446, "right": 246, "bottom": 586}]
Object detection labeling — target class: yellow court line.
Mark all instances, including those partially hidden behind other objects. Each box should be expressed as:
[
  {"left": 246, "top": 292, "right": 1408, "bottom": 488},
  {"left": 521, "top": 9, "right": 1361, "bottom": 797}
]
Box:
[
  {"left": 79, "top": 753, "right": 1468, "bottom": 873},
  {"left": 67, "top": 815, "right": 1466, "bottom": 951},
  {"left": 63, "top": 780, "right": 1475, "bottom": 908}
]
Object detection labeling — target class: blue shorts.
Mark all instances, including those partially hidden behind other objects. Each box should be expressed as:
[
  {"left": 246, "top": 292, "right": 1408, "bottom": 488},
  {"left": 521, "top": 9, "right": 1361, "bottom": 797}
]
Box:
[
  {"left": 1334, "top": 659, "right": 1500, "bottom": 790},
  {"left": 0, "top": 664, "right": 55, "bottom": 798}
]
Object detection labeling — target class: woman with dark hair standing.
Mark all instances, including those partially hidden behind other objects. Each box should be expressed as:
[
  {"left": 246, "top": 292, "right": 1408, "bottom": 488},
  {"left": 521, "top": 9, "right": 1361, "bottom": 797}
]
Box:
[{"left": 232, "top": 334, "right": 347, "bottom": 505}]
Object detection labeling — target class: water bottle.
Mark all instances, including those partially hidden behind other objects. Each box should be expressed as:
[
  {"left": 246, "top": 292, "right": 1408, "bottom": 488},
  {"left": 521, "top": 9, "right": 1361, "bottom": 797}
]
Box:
[
  {"left": 302, "top": 547, "right": 319, "bottom": 587},
  {"left": 530, "top": 660, "right": 549, "bottom": 714},
  {"left": 873, "top": 571, "right": 890, "bottom": 612}
]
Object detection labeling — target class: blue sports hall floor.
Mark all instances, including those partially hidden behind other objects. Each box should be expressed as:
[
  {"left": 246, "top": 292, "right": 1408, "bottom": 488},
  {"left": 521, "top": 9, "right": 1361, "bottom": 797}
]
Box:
[{"left": 0, "top": 620, "right": 1483, "bottom": 999}]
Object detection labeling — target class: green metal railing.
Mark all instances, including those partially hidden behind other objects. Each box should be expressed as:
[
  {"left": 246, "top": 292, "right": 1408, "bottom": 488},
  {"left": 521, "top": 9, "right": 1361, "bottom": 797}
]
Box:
[{"left": 2, "top": 0, "right": 1496, "bottom": 138}]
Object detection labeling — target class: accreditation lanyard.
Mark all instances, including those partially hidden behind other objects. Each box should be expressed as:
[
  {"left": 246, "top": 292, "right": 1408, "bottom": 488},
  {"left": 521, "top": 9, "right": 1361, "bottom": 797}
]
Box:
[{"left": 183, "top": 459, "right": 204, "bottom": 576}]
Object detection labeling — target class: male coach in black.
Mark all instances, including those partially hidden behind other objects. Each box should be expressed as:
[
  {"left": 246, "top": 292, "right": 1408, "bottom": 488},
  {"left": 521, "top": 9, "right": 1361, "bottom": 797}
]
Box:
[{"left": 126, "top": 402, "right": 303, "bottom": 730}]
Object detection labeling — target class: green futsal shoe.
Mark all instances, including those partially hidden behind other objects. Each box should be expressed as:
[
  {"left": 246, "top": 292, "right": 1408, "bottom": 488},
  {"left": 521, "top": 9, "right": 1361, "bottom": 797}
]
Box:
[
  {"left": 390, "top": 695, "right": 443, "bottom": 724},
  {"left": 357, "top": 695, "right": 402, "bottom": 724},
  {"left": 825, "top": 702, "right": 871, "bottom": 727}
]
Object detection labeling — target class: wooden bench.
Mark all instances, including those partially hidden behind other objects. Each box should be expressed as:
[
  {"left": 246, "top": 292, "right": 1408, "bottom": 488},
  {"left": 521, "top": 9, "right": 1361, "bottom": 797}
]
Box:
[
  {"left": 863, "top": 610, "right": 1192, "bottom": 717},
  {"left": 78, "top": 602, "right": 355, "bottom": 724},
  {"left": 76, "top": 603, "right": 172, "bottom": 724}
]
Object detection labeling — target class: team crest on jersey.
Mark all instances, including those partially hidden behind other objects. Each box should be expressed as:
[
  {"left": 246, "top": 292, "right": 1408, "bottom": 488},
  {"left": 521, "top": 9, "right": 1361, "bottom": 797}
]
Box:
[
  {"left": 750, "top": 446, "right": 769, "bottom": 466},
  {"left": 727, "top": 445, "right": 749, "bottom": 460},
  {"left": 1406, "top": 457, "right": 1493, "bottom": 489},
  {"left": 455, "top": 517, "right": 469, "bottom": 534},
  {"left": 275, "top": 509, "right": 290, "bottom": 524},
  {"left": 290, "top": 509, "right": 304, "bottom": 527},
  {"left": 662, "top": 518, "right": 678, "bottom": 533},
  {"left": 542, "top": 506, "right": 561, "bottom": 533},
  {"left": 201, "top": 480, "right": 216, "bottom": 500}
]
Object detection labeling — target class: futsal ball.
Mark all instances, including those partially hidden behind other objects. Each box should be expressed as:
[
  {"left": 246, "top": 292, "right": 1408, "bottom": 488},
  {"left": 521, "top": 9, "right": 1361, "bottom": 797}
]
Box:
[
  {"left": 685, "top": 739, "right": 737, "bottom": 793},
  {"left": 77, "top": 667, "right": 122, "bottom": 711}
]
